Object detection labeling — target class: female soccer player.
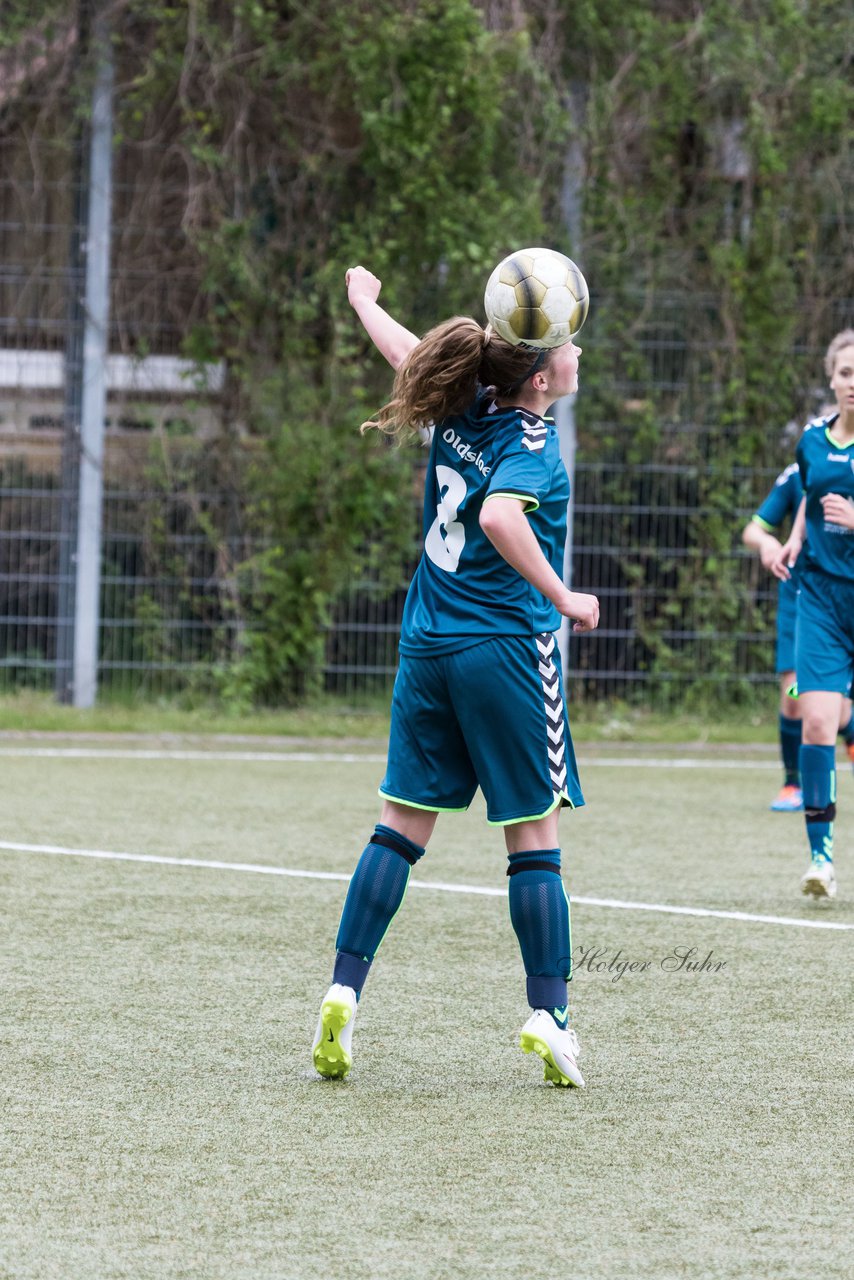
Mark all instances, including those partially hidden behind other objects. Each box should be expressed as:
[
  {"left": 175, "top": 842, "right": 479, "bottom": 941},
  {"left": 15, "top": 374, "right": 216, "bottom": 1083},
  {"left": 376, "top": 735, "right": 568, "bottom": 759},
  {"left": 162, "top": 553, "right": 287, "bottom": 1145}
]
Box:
[
  {"left": 743, "top": 463, "right": 807, "bottom": 810},
  {"left": 311, "top": 264, "right": 599, "bottom": 1088},
  {"left": 772, "top": 329, "right": 854, "bottom": 899},
  {"left": 742, "top": 466, "right": 854, "bottom": 812}
]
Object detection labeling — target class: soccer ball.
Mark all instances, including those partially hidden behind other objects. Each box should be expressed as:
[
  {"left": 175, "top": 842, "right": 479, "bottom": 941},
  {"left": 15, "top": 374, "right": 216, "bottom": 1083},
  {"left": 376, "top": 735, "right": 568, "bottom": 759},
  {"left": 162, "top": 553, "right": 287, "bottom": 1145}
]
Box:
[{"left": 483, "top": 247, "right": 588, "bottom": 349}]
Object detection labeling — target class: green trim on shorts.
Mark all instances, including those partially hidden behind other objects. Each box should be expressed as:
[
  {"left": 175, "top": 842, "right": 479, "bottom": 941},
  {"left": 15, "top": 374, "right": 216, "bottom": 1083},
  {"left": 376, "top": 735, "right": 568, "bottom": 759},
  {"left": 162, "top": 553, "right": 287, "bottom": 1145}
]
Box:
[
  {"left": 378, "top": 789, "right": 469, "bottom": 814},
  {"left": 486, "top": 791, "right": 576, "bottom": 828}
]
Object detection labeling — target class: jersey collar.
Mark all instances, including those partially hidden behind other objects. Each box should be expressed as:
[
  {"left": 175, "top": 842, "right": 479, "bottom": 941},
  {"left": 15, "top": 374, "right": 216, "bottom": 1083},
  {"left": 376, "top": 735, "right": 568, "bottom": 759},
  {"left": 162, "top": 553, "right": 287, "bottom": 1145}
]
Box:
[{"left": 824, "top": 414, "right": 854, "bottom": 450}]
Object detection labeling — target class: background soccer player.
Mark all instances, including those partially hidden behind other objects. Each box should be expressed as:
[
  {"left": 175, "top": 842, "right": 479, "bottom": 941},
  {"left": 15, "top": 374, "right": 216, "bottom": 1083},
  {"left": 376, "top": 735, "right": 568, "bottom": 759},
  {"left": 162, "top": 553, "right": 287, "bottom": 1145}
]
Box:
[
  {"left": 742, "top": 464, "right": 854, "bottom": 812},
  {"left": 772, "top": 329, "right": 854, "bottom": 899}
]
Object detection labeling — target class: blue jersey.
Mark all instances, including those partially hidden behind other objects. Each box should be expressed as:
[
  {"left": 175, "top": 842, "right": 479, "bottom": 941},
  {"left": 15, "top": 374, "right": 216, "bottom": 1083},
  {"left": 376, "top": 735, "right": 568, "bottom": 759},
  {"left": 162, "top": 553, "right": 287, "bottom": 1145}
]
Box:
[
  {"left": 753, "top": 462, "right": 803, "bottom": 533},
  {"left": 796, "top": 414, "right": 854, "bottom": 581},
  {"left": 399, "top": 392, "right": 569, "bottom": 656}
]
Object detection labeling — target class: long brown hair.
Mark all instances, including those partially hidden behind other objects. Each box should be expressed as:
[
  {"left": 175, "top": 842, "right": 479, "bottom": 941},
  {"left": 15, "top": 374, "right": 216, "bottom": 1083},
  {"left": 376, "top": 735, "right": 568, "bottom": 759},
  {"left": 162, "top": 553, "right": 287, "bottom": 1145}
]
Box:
[
  {"left": 362, "top": 317, "right": 548, "bottom": 438},
  {"left": 825, "top": 328, "right": 854, "bottom": 378}
]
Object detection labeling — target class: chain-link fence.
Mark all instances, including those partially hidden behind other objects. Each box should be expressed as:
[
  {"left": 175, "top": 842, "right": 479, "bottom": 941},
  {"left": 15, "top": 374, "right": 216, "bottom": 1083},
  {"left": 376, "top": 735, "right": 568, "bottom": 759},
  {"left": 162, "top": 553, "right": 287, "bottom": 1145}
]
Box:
[
  {"left": 1, "top": 7, "right": 851, "bottom": 708},
  {"left": 0, "top": 444, "right": 786, "bottom": 704}
]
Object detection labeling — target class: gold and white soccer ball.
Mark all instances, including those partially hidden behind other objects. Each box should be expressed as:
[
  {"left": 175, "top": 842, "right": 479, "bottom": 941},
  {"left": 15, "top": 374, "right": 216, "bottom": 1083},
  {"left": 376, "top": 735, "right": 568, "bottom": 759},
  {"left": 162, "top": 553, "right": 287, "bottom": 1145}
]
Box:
[{"left": 483, "top": 247, "right": 588, "bottom": 349}]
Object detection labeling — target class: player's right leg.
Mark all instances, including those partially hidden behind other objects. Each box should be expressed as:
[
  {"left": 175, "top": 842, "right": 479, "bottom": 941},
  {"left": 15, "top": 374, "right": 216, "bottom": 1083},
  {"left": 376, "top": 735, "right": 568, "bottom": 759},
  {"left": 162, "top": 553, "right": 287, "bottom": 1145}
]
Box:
[
  {"left": 771, "top": 578, "right": 802, "bottom": 812},
  {"left": 312, "top": 654, "right": 476, "bottom": 1079},
  {"left": 771, "top": 671, "right": 803, "bottom": 811}
]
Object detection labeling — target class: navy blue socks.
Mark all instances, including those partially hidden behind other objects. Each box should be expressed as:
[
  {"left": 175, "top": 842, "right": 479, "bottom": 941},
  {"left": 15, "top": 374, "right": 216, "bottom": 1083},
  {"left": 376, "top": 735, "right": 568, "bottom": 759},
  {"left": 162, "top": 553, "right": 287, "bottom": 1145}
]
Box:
[
  {"left": 507, "top": 848, "right": 571, "bottom": 1019},
  {"left": 333, "top": 835, "right": 575, "bottom": 1025},
  {"left": 333, "top": 824, "right": 425, "bottom": 996},
  {"left": 800, "top": 744, "right": 836, "bottom": 864},
  {"left": 779, "top": 713, "right": 802, "bottom": 787}
]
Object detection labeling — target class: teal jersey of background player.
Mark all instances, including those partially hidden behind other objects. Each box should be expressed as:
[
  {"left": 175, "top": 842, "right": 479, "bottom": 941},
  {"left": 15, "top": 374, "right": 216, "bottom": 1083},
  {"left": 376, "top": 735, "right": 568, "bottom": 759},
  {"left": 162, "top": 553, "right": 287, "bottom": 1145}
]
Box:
[
  {"left": 753, "top": 461, "right": 803, "bottom": 536},
  {"left": 753, "top": 460, "right": 804, "bottom": 596},
  {"left": 399, "top": 391, "right": 569, "bottom": 656},
  {"left": 796, "top": 414, "right": 854, "bottom": 581}
]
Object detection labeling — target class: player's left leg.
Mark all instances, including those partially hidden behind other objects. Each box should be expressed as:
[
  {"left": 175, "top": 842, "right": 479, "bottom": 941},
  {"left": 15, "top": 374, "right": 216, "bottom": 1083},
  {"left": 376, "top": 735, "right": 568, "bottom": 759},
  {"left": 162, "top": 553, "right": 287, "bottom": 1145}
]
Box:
[
  {"left": 795, "top": 572, "right": 854, "bottom": 899},
  {"left": 312, "top": 806, "right": 434, "bottom": 1079},
  {"left": 312, "top": 652, "right": 475, "bottom": 1079},
  {"left": 799, "top": 693, "right": 840, "bottom": 900}
]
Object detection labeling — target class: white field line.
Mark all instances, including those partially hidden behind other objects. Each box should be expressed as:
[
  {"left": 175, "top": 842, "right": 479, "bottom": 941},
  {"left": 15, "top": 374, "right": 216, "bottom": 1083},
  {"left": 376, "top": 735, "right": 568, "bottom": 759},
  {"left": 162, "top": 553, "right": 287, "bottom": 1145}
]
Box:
[
  {"left": 0, "top": 746, "right": 783, "bottom": 769},
  {"left": 0, "top": 747, "right": 388, "bottom": 763},
  {"left": 0, "top": 839, "right": 851, "bottom": 932}
]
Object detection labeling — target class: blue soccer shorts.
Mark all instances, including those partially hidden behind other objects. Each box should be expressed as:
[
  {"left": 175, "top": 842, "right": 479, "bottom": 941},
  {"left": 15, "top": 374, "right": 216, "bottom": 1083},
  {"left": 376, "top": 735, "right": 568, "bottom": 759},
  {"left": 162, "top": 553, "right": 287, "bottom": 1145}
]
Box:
[
  {"left": 795, "top": 568, "right": 854, "bottom": 697},
  {"left": 380, "top": 633, "right": 584, "bottom": 826},
  {"left": 775, "top": 577, "right": 798, "bottom": 673}
]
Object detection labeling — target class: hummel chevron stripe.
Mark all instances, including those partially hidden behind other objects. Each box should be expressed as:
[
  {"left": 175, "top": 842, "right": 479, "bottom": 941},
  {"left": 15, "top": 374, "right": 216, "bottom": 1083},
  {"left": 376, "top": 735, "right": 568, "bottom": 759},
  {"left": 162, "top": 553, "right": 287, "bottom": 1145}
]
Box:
[{"left": 535, "top": 631, "right": 568, "bottom": 797}]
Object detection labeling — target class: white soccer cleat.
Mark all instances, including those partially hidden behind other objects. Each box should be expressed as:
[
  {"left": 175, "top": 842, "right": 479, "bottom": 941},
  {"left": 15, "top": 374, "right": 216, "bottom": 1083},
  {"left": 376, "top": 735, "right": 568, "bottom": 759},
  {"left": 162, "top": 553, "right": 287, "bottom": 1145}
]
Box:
[
  {"left": 312, "top": 983, "right": 357, "bottom": 1079},
  {"left": 520, "top": 1009, "right": 585, "bottom": 1089},
  {"left": 800, "top": 859, "right": 837, "bottom": 900}
]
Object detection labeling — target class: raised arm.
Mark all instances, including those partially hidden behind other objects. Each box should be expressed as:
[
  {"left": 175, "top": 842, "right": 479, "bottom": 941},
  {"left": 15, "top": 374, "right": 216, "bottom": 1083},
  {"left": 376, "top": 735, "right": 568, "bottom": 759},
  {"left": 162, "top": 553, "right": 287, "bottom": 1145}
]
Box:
[{"left": 346, "top": 266, "right": 420, "bottom": 370}]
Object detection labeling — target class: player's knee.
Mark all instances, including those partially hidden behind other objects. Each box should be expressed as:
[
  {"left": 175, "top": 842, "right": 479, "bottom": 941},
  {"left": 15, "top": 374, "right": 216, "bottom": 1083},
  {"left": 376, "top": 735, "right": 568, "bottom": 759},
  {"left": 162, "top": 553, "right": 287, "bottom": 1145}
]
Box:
[
  {"left": 378, "top": 800, "right": 436, "bottom": 850},
  {"left": 800, "top": 709, "right": 838, "bottom": 742},
  {"left": 371, "top": 823, "right": 426, "bottom": 865}
]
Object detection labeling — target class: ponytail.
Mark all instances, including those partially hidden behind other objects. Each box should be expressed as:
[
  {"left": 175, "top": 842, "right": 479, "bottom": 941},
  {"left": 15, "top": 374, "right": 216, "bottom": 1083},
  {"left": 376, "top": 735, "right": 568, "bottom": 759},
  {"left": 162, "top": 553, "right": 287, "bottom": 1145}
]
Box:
[{"left": 361, "top": 317, "right": 547, "bottom": 439}]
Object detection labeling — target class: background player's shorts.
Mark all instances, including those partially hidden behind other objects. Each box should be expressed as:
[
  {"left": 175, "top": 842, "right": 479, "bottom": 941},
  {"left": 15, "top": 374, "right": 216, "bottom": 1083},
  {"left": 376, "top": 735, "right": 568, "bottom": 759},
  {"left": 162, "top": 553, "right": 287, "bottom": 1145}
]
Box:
[
  {"left": 795, "top": 568, "right": 854, "bottom": 697},
  {"left": 775, "top": 577, "right": 798, "bottom": 673},
  {"left": 380, "top": 632, "right": 584, "bottom": 826}
]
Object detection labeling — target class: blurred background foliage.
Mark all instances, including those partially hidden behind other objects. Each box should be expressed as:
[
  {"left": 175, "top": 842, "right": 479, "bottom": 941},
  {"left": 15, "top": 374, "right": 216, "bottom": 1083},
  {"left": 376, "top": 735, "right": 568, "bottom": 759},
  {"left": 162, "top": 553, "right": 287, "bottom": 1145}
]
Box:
[{"left": 1, "top": 0, "right": 851, "bottom": 702}]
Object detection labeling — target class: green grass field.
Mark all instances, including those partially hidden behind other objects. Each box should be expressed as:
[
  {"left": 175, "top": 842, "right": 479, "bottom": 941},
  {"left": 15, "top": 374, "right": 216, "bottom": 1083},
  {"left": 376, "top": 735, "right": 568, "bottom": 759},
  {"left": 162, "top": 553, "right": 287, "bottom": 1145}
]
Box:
[{"left": 1, "top": 732, "right": 852, "bottom": 1279}]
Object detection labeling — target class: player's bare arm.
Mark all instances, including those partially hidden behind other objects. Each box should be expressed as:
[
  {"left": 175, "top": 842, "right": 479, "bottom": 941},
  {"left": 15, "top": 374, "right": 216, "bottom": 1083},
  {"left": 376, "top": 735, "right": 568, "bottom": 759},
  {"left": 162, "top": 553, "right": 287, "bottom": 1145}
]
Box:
[
  {"left": 742, "top": 519, "right": 783, "bottom": 573},
  {"left": 771, "top": 497, "right": 806, "bottom": 580},
  {"left": 346, "top": 265, "right": 420, "bottom": 370},
  {"left": 479, "top": 496, "right": 600, "bottom": 632}
]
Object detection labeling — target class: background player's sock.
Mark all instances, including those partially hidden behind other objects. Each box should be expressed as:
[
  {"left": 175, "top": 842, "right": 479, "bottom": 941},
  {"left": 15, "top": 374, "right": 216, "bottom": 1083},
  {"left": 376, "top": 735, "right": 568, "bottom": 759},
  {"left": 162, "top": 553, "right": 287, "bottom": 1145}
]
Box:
[
  {"left": 839, "top": 711, "right": 854, "bottom": 746},
  {"left": 507, "top": 849, "right": 571, "bottom": 1015},
  {"left": 779, "top": 713, "right": 802, "bottom": 787},
  {"left": 800, "top": 744, "right": 836, "bottom": 864},
  {"left": 333, "top": 824, "right": 425, "bottom": 996}
]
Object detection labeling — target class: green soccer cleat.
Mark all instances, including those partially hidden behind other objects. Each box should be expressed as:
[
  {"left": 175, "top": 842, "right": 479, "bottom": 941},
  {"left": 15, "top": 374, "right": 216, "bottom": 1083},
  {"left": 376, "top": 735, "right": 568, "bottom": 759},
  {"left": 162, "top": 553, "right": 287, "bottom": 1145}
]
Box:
[
  {"left": 520, "top": 1009, "right": 585, "bottom": 1089},
  {"left": 312, "top": 983, "right": 357, "bottom": 1079}
]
